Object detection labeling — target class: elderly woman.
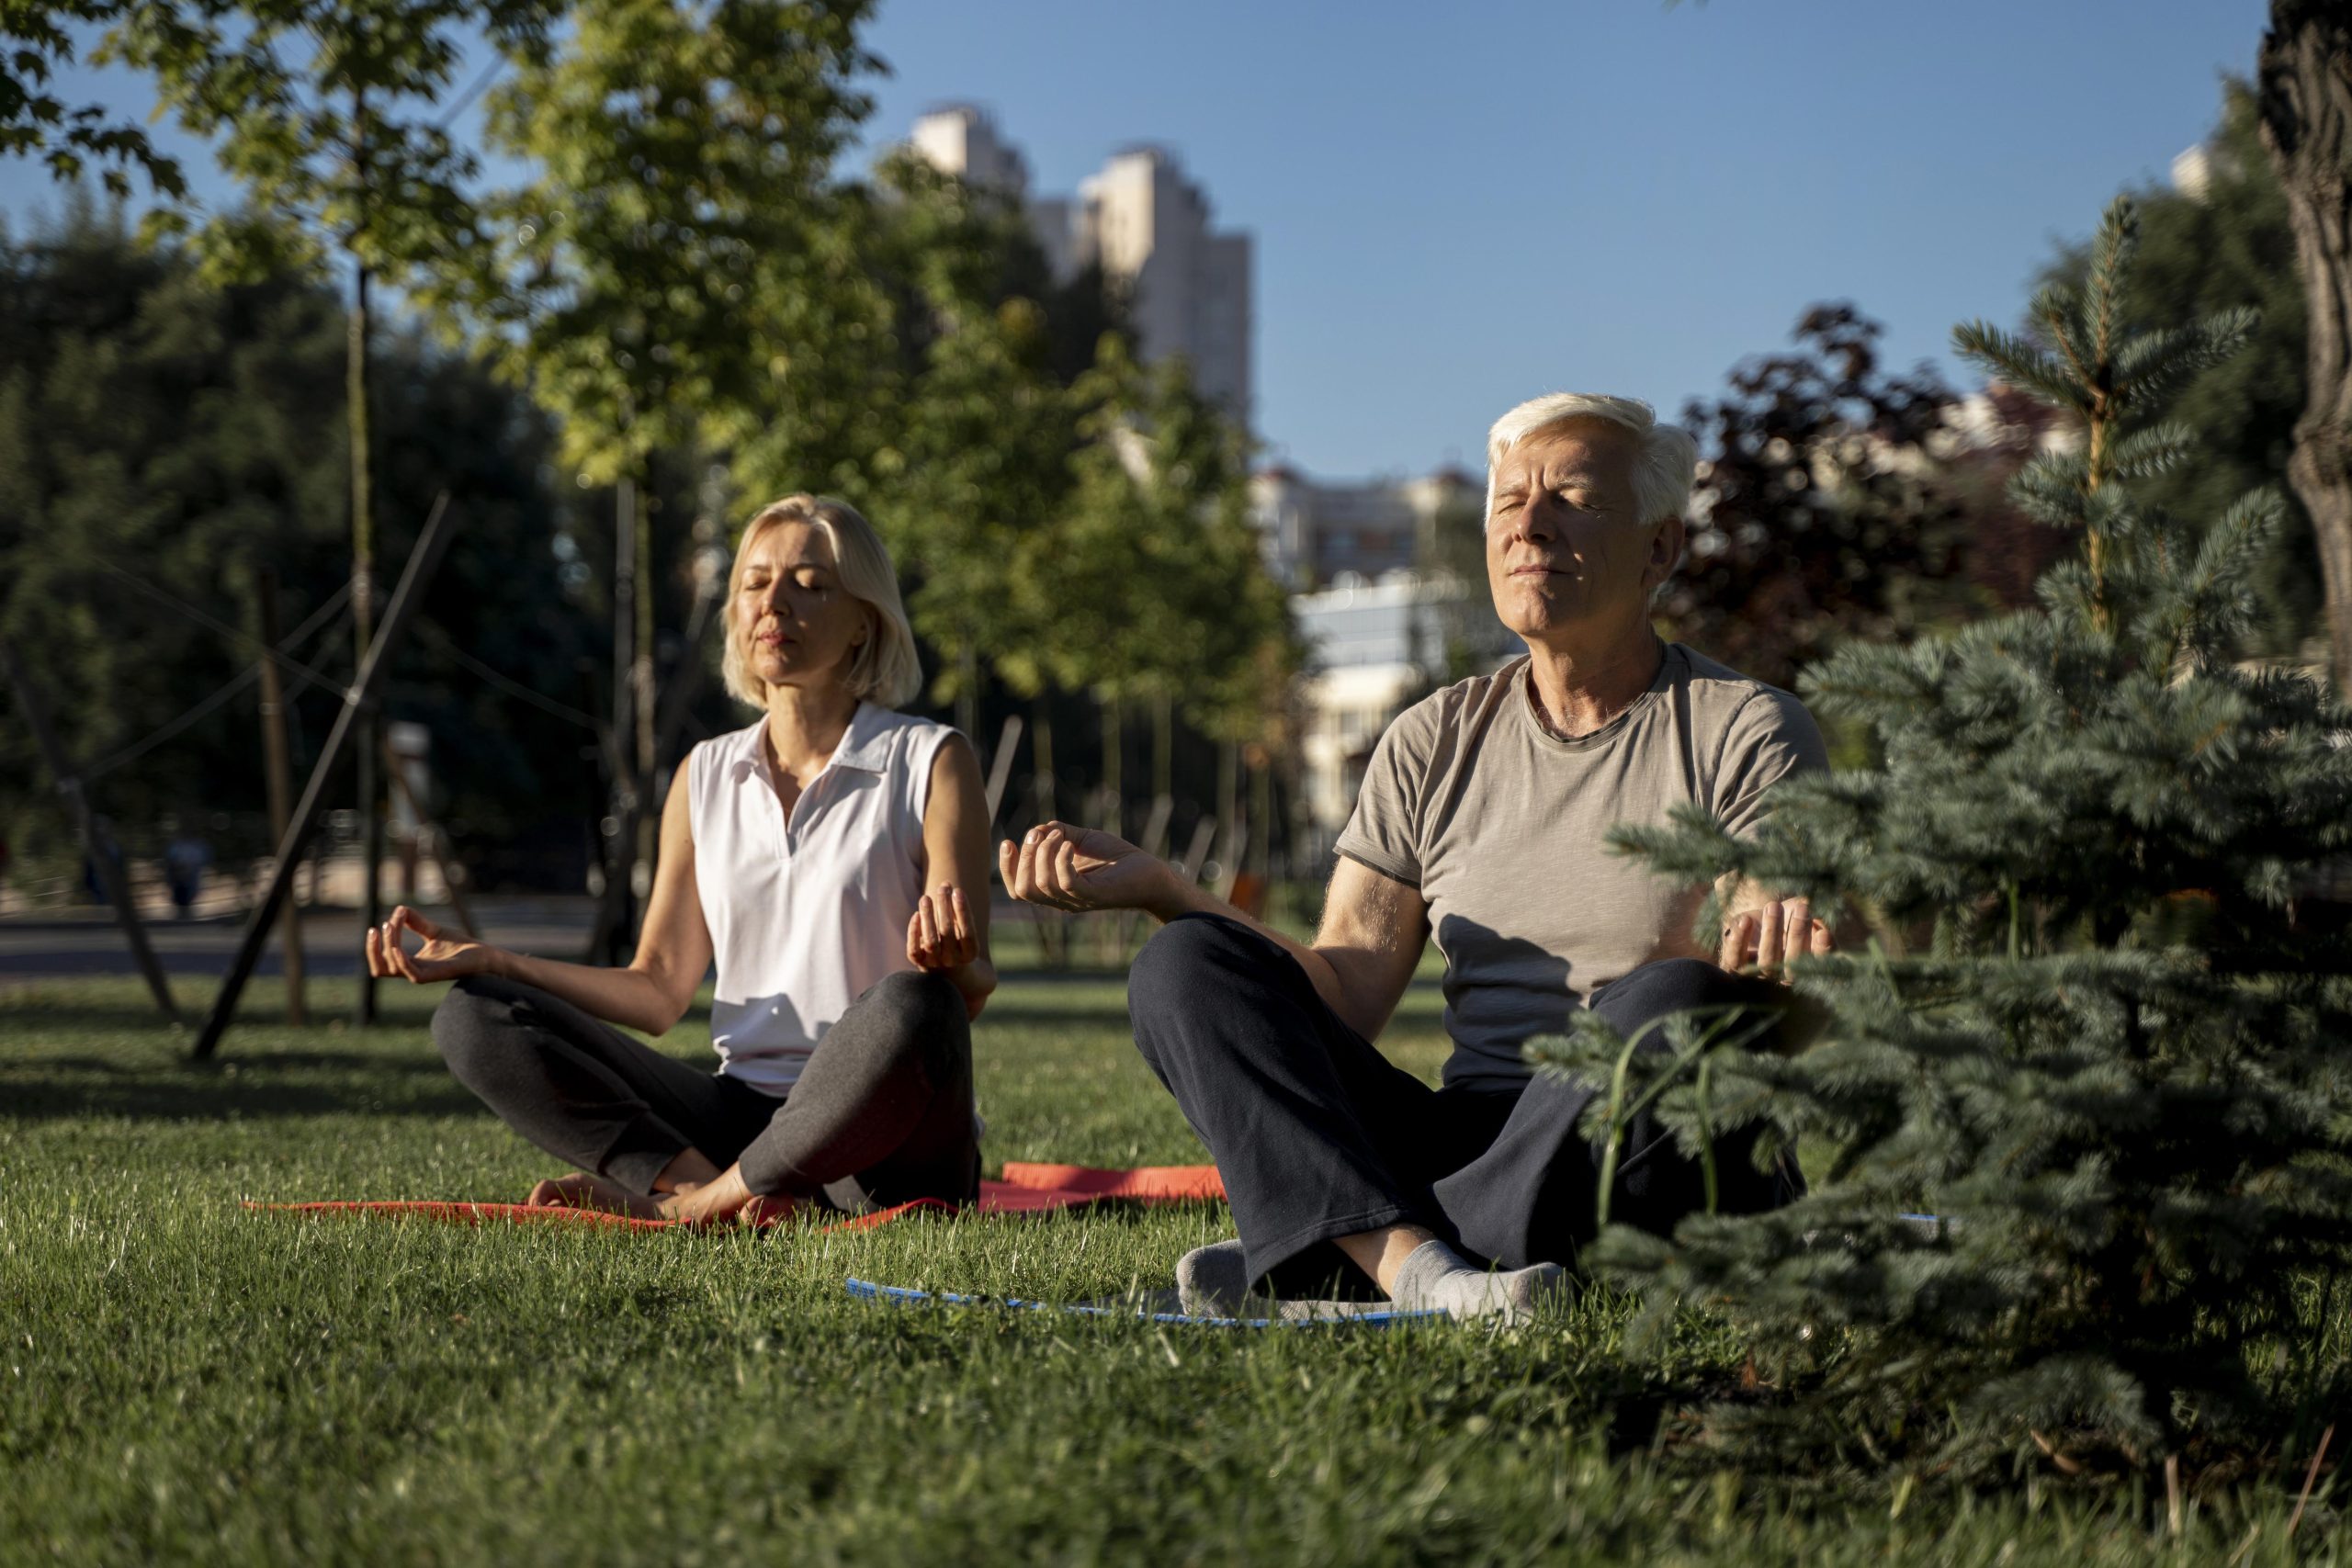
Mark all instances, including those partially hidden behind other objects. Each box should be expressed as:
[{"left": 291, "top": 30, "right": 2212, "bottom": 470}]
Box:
[
  {"left": 368, "top": 495, "right": 994, "bottom": 1225},
  {"left": 1002, "top": 394, "right": 1831, "bottom": 1316}
]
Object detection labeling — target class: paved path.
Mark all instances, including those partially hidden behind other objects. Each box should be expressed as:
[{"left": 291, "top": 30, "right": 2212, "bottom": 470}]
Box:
[{"left": 0, "top": 897, "right": 598, "bottom": 982}]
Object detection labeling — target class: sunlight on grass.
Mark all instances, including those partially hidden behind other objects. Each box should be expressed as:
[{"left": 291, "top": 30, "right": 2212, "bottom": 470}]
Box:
[{"left": 0, "top": 976, "right": 2333, "bottom": 1562}]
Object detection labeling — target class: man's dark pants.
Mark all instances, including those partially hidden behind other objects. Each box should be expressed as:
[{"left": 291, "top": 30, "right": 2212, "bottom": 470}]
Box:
[{"left": 1129, "top": 913, "right": 1798, "bottom": 1293}]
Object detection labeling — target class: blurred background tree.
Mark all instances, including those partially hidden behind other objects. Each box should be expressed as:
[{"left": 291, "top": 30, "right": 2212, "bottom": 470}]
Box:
[
  {"left": 421, "top": 0, "right": 877, "bottom": 942},
  {"left": 0, "top": 200, "right": 593, "bottom": 885},
  {"left": 94, "top": 0, "right": 560, "bottom": 1010},
  {"left": 2, "top": 1, "right": 185, "bottom": 201},
  {"left": 1671, "top": 304, "right": 1969, "bottom": 693}
]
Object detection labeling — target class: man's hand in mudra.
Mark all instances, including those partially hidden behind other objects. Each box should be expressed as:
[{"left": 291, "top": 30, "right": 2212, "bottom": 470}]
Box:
[
  {"left": 998, "top": 821, "right": 1175, "bottom": 915},
  {"left": 1719, "top": 895, "right": 1833, "bottom": 981}
]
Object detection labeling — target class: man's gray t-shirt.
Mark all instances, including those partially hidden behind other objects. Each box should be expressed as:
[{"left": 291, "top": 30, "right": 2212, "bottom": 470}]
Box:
[{"left": 1333, "top": 643, "right": 1828, "bottom": 1091}]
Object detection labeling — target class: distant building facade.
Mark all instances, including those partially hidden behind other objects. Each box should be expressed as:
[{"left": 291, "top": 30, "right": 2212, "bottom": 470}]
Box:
[
  {"left": 910, "top": 107, "right": 1253, "bottom": 428},
  {"left": 1291, "top": 573, "right": 1517, "bottom": 849},
  {"left": 1248, "top": 466, "right": 1480, "bottom": 590},
  {"left": 1271, "top": 463, "right": 1517, "bottom": 845}
]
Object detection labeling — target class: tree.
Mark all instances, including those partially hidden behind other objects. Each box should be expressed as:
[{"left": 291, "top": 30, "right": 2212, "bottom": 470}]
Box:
[
  {"left": 0, "top": 202, "right": 591, "bottom": 876},
  {"left": 97, "top": 0, "right": 560, "bottom": 1009},
  {"left": 1533, "top": 198, "right": 2352, "bottom": 1478},
  {"left": 2045, "top": 79, "right": 2315, "bottom": 655},
  {"left": 2258, "top": 0, "right": 2352, "bottom": 688},
  {"left": 798, "top": 151, "right": 1083, "bottom": 738},
  {"left": 1673, "top": 304, "right": 1969, "bottom": 690},
  {"left": 2, "top": 1, "right": 186, "bottom": 200},
  {"left": 1007, "top": 336, "right": 1295, "bottom": 839},
  {"left": 423, "top": 0, "right": 877, "bottom": 933}
]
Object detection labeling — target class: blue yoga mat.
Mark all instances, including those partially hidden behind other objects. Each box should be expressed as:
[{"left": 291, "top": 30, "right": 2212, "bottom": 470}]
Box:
[{"left": 844, "top": 1277, "right": 1441, "bottom": 1328}]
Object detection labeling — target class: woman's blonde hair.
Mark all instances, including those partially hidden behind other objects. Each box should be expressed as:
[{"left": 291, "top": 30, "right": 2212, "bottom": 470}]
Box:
[{"left": 720, "top": 495, "right": 922, "bottom": 709}]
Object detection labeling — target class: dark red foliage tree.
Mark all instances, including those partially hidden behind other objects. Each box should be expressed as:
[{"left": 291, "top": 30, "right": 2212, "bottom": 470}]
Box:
[{"left": 1670, "top": 305, "right": 1969, "bottom": 688}]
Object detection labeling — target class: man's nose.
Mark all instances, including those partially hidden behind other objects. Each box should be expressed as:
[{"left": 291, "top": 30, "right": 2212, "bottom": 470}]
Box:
[{"left": 1506, "top": 497, "right": 1555, "bottom": 545}]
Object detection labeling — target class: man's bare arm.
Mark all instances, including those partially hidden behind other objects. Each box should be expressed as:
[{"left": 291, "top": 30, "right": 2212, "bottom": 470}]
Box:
[{"left": 1000, "top": 824, "right": 1428, "bottom": 1043}]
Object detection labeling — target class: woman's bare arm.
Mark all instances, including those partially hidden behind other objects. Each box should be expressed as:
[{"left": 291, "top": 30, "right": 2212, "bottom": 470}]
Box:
[
  {"left": 908, "top": 735, "right": 998, "bottom": 1019},
  {"left": 370, "top": 755, "right": 714, "bottom": 1036}
]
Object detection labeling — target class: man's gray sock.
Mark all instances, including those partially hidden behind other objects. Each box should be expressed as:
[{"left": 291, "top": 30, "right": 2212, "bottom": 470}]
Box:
[
  {"left": 1389, "top": 1238, "right": 1570, "bottom": 1321},
  {"left": 1175, "top": 1237, "right": 1256, "bottom": 1316}
]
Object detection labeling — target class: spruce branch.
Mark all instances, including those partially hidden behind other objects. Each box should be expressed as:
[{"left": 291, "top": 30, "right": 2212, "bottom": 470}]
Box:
[{"left": 1951, "top": 321, "right": 2079, "bottom": 409}]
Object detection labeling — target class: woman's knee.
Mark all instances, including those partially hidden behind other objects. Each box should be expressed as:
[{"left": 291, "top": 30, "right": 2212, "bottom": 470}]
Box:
[
  {"left": 850, "top": 969, "right": 969, "bottom": 1068},
  {"left": 431, "top": 973, "right": 521, "bottom": 1077}
]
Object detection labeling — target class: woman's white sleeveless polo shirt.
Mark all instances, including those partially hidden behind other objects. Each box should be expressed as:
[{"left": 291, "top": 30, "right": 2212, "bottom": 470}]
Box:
[{"left": 685, "top": 704, "right": 956, "bottom": 1095}]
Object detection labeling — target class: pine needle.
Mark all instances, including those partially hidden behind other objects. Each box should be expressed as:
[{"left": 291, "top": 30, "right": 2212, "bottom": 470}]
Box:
[{"left": 2289, "top": 1422, "right": 2333, "bottom": 1539}]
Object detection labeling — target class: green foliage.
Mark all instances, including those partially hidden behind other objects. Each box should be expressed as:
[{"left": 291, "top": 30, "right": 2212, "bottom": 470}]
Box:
[
  {"left": 2038, "top": 80, "right": 2314, "bottom": 654},
  {"left": 1675, "top": 305, "right": 1972, "bottom": 690},
  {"left": 1531, "top": 197, "right": 2352, "bottom": 1477},
  {"left": 96, "top": 0, "right": 560, "bottom": 277},
  {"left": 16, "top": 977, "right": 2352, "bottom": 1560},
  {"left": 425, "top": 0, "right": 878, "bottom": 487},
  {"left": 0, "top": 202, "right": 595, "bottom": 855},
  {"left": 1010, "top": 334, "right": 1298, "bottom": 748},
  {"left": 0, "top": 0, "right": 187, "bottom": 199}
]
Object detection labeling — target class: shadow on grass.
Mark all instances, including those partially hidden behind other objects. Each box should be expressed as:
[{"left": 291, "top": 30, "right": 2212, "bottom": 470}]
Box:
[
  {"left": 0, "top": 1048, "right": 483, "bottom": 1122},
  {"left": 974, "top": 1002, "right": 1137, "bottom": 1032}
]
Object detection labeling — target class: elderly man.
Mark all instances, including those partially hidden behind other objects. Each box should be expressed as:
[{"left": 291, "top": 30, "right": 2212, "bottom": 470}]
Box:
[{"left": 1000, "top": 393, "right": 1830, "bottom": 1318}]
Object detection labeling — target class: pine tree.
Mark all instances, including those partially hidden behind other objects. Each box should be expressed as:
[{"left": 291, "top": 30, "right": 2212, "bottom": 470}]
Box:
[{"left": 1530, "top": 197, "right": 2352, "bottom": 1476}]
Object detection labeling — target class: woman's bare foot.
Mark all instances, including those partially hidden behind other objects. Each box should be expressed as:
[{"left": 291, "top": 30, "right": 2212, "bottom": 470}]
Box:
[{"left": 526, "top": 1171, "right": 663, "bottom": 1219}]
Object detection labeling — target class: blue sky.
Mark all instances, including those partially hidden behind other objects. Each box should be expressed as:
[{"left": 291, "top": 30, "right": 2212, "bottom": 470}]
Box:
[{"left": 4, "top": 0, "right": 2269, "bottom": 479}]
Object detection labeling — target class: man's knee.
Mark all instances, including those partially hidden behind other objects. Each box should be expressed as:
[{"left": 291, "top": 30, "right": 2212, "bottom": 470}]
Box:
[
  {"left": 1590, "top": 957, "right": 1761, "bottom": 1039},
  {"left": 1129, "top": 914, "right": 1272, "bottom": 1016}
]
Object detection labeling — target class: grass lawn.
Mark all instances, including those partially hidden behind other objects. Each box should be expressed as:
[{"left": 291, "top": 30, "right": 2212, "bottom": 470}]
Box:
[{"left": 0, "top": 973, "right": 2337, "bottom": 1564}]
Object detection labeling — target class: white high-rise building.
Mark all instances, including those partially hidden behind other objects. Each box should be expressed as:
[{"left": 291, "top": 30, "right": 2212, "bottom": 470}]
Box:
[
  {"left": 909, "top": 110, "right": 1253, "bottom": 429},
  {"left": 910, "top": 105, "right": 1029, "bottom": 194},
  {"left": 1071, "top": 148, "right": 1252, "bottom": 427}
]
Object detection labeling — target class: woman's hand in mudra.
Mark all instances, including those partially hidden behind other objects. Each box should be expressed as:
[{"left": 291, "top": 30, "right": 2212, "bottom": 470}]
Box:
[
  {"left": 998, "top": 821, "right": 1173, "bottom": 916},
  {"left": 367, "top": 905, "right": 497, "bottom": 985},
  {"left": 907, "top": 886, "right": 979, "bottom": 972}
]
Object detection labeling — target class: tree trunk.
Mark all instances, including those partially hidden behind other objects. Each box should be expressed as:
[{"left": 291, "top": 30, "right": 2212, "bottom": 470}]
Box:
[
  {"left": 2259, "top": 2, "right": 2352, "bottom": 689},
  {"left": 1215, "top": 739, "right": 1238, "bottom": 879},
  {"left": 1099, "top": 693, "right": 1123, "bottom": 838},
  {"left": 1029, "top": 700, "right": 1064, "bottom": 968},
  {"left": 956, "top": 635, "right": 979, "bottom": 738},
  {"left": 611, "top": 469, "right": 639, "bottom": 959},
  {"left": 1030, "top": 699, "right": 1056, "bottom": 823},
  {"left": 349, "top": 253, "right": 381, "bottom": 1025},
  {"left": 1152, "top": 691, "right": 1173, "bottom": 802},
  {"left": 632, "top": 470, "right": 656, "bottom": 914}
]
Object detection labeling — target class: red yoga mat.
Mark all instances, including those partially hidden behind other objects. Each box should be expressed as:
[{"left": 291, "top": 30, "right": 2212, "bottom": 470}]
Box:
[{"left": 246, "top": 1162, "right": 1226, "bottom": 1235}]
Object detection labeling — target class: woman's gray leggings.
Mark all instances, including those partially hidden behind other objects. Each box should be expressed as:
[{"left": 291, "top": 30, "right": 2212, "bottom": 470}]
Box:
[{"left": 431, "top": 968, "right": 979, "bottom": 1210}]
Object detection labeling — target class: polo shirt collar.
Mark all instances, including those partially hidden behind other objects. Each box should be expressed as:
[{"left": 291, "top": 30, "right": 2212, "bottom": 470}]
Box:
[
  {"left": 829, "top": 702, "right": 894, "bottom": 773},
  {"left": 731, "top": 702, "right": 890, "bottom": 784}
]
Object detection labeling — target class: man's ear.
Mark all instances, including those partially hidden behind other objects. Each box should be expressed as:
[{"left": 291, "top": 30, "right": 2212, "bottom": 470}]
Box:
[{"left": 1645, "top": 514, "right": 1687, "bottom": 591}]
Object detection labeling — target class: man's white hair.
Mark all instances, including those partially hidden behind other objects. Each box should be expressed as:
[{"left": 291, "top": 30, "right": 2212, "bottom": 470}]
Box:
[{"left": 1484, "top": 392, "right": 1699, "bottom": 528}]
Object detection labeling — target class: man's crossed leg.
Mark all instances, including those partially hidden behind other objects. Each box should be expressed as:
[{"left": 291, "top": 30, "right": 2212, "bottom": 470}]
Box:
[{"left": 1129, "top": 915, "right": 1797, "bottom": 1318}]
